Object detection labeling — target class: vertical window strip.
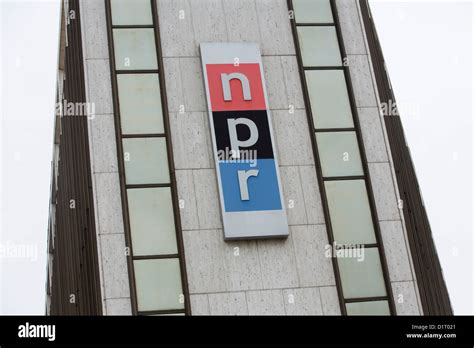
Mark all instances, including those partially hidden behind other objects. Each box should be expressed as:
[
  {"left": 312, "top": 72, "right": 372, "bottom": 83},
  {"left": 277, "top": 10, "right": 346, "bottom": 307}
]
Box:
[
  {"left": 289, "top": 0, "right": 395, "bottom": 315},
  {"left": 105, "top": 0, "right": 189, "bottom": 315}
]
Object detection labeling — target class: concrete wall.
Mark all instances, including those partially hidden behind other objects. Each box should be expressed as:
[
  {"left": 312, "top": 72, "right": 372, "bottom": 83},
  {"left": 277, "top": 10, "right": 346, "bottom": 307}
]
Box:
[
  {"left": 158, "top": 0, "right": 340, "bottom": 315},
  {"left": 336, "top": 0, "right": 422, "bottom": 315},
  {"left": 77, "top": 0, "right": 423, "bottom": 316}
]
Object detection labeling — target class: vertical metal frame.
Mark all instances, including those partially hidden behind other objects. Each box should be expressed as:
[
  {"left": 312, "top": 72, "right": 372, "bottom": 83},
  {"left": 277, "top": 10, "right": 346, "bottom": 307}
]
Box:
[
  {"left": 104, "top": 0, "right": 190, "bottom": 315},
  {"left": 287, "top": 0, "right": 396, "bottom": 315}
]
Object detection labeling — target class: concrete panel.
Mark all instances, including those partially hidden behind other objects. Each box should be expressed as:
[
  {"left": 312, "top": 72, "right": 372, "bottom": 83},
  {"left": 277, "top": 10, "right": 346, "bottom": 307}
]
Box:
[
  {"left": 208, "top": 292, "right": 248, "bottom": 315},
  {"left": 335, "top": 0, "right": 366, "bottom": 55},
  {"left": 100, "top": 234, "right": 130, "bottom": 299},
  {"left": 163, "top": 58, "right": 207, "bottom": 113},
  {"left": 292, "top": 225, "right": 336, "bottom": 287},
  {"left": 279, "top": 166, "right": 307, "bottom": 225},
  {"left": 257, "top": 238, "right": 299, "bottom": 289},
  {"left": 190, "top": 294, "right": 210, "bottom": 315},
  {"left": 179, "top": 58, "right": 208, "bottom": 112},
  {"left": 163, "top": 58, "right": 183, "bottom": 113},
  {"left": 255, "top": 0, "right": 295, "bottom": 55},
  {"left": 175, "top": 170, "right": 199, "bottom": 230},
  {"left": 157, "top": 0, "right": 196, "bottom": 57},
  {"left": 262, "top": 56, "right": 288, "bottom": 110},
  {"left": 392, "top": 281, "right": 421, "bottom": 315},
  {"left": 358, "top": 107, "right": 389, "bottom": 163},
  {"left": 222, "top": 239, "right": 263, "bottom": 291},
  {"left": 90, "top": 114, "right": 119, "bottom": 173},
  {"left": 183, "top": 229, "right": 227, "bottom": 293},
  {"left": 299, "top": 166, "right": 325, "bottom": 225},
  {"left": 281, "top": 56, "right": 305, "bottom": 110},
  {"left": 272, "top": 109, "right": 314, "bottom": 166},
  {"left": 189, "top": 0, "right": 229, "bottom": 55},
  {"left": 283, "top": 287, "right": 323, "bottom": 315},
  {"left": 193, "top": 169, "right": 223, "bottom": 229},
  {"left": 81, "top": 0, "right": 109, "bottom": 59},
  {"left": 105, "top": 298, "right": 132, "bottom": 315},
  {"left": 319, "top": 286, "right": 341, "bottom": 315},
  {"left": 169, "top": 112, "right": 213, "bottom": 169},
  {"left": 347, "top": 55, "right": 377, "bottom": 107},
  {"left": 246, "top": 289, "right": 285, "bottom": 315},
  {"left": 86, "top": 59, "right": 113, "bottom": 114},
  {"left": 223, "top": 0, "right": 261, "bottom": 44},
  {"left": 94, "top": 172, "right": 124, "bottom": 235},
  {"left": 380, "top": 221, "right": 412, "bottom": 282},
  {"left": 368, "top": 162, "right": 400, "bottom": 221}
]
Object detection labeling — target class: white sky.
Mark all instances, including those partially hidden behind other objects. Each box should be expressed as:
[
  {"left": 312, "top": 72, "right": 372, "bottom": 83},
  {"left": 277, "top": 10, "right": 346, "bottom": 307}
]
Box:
[
  {"left": 370, "top": 0, "right": 473, "bottom": 314},
  {"left": 0, "top": 0, "right": 472, "bottom": 315}
]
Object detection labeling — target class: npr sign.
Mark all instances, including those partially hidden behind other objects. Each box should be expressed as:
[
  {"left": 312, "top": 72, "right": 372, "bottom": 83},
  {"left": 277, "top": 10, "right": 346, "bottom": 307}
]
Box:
[{"left": 201, "top": 43, "right": 288, "bottom": 240}]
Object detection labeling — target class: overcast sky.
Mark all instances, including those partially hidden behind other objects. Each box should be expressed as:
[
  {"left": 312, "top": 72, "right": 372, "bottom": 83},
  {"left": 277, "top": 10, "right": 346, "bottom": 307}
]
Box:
[{"left": 0, "top": 0, "right": 472, "bottom": 315}]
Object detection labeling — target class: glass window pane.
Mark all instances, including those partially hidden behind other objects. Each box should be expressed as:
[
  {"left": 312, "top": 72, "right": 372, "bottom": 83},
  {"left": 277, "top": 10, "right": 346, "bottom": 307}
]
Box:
[
  {"left": 117, "top": 74, "right": 164, "bottom": 134},
  {"left": 325, "top": 180, "right": 376, "bottom": 244},
  {"left": 123, "top": 138, "right": 170, "bottom": 185},
  {"left": 306, "top": 70, "right": 354, "bottom": 129},
  {"left": 111, "top": 0, "right": 153, "bottom": 25},
  {"left": 134, "top": 258, "right": 184, "bottom": 312},
  {"left": 293, "top": 0, "right": 333, "bottom": 23},
  {"left": 149, "top": 313, "right": 185, "bottom": 316},
  {"left": 346, "top": 300, "right": 390, "bottom": 315},
  {"left": 316, "top": 131, "right": 363, "bottom": 177},
  {"left": 113, "top": 29, "right": 157, "bottom": 70},
  {"left": 338, "top": 247, "right": 387, "bottom": 299},
  {"left": 297, "top": 26, "right": 341, "bottom": 67},
  {"left": 127, "top": 187, "right": 177, "bottom": 256}
]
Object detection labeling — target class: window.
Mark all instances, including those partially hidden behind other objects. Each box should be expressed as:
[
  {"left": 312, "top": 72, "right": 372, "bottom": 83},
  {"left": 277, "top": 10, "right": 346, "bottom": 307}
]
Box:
[
  {"left": 123, "top": 137, "right": 170, "bottom": 185},
  {"left": 297, "top": 26, "right": 341, "bottom": 67},
  {"left": 338, "top": 248, "right": 387, "bottom": 299},
  {"left": 110, "top": 0, "right": 153, "bottom": 25},
  {"left": 316, "top": 131, "right": 363, "bottom": 177},
  {"left": 117, "top": 74, "right": 164, "bottom": 134},
  {"left": 133, "top": 259, "right": 184, "bottom": 312},
  {"left": 325, "top": 180, "right": 376, "bottom": 245},
  {"left": 107, "top": 0, "right": 188, "bottom": 315},
  {"left": 346, "top": 300, "right": 390, "bottom": 316},
  {"left": 306, "top": 70, "right": 353, "bottom": 129},
  {"left": 290, "top": 0, "right": 392, "bottom": 315},
  {"left": 127, "top": 188, "right": 177, "bottom": 256},
  {"left": 113, "top": 29, "right": 158, "bottom": 70},
  {"left": 292, "top": 0, "right": 333, "bottom": 24}
]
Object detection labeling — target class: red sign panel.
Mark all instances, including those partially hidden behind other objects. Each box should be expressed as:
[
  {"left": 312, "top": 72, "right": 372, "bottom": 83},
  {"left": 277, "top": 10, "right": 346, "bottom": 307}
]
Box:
[{"left": 205, "top": 63, "right": 266, "bottom": 112}]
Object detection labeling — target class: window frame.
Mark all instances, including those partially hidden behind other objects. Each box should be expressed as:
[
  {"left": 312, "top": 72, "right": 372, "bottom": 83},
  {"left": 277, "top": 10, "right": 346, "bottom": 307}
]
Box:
[
  {"left": 105, "top": 0, "right": 190, "bottom": 316},
  {"left": 287, "top": 0, "right": 396, "bottom": 315}
]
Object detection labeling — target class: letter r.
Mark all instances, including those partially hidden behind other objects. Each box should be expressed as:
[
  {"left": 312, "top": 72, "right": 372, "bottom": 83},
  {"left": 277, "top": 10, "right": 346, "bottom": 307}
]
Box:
[{"left": 238, "top": 169, "right": 259, "bottom": 201}]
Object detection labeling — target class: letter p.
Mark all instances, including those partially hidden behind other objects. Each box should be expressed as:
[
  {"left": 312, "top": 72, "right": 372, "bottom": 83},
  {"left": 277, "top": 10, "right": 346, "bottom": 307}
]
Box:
[{"left": 227, "top": 118, "right": 259, "bottom": 159}]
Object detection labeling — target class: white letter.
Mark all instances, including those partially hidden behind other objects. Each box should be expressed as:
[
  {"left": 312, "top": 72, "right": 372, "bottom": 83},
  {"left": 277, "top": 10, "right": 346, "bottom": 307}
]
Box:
[
  {"left": 221, "top": 73, "right": 252, "bottom": 101},
  {"left": 227, "top": 118, "right": 259, "bottom": 159},
  {"left": 18, "top": 324, "right": 26, "bottom": 338},
  {"left": 49, "top": 325, "right": 56, "bottom": 341},
  {"left": 238, "top": 169, "right": 259, "bottom": 200}
]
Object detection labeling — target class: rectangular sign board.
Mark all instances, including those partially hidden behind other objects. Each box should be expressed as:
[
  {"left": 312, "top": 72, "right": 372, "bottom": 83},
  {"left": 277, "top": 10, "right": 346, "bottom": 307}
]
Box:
[{"left": 200, "top": 42, "right": 289, "bottom": 240}]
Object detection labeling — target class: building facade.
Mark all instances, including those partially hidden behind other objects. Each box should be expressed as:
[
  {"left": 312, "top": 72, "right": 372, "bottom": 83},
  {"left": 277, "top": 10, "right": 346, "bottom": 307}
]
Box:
[{"left": 46, "top": 0, "right": 452, "bottom": 316}]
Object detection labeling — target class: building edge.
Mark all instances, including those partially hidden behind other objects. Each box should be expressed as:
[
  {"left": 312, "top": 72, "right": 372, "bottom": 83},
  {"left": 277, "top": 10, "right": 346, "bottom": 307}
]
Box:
[
  {"left": 46, "top": 0, "right": 103, "bottom": 315},
  {"left": 358, "top": 0, "right": 453, "bottom": 315}
]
